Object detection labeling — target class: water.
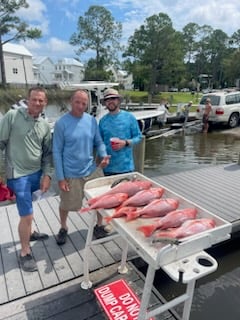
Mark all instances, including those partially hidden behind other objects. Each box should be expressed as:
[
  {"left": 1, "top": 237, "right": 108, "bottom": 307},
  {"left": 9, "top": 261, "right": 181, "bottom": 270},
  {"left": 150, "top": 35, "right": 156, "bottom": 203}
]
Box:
[
  {"left": 144, "top": 129, "right": 240, "bottom": 177},
  {"left": 1, "top": 104, "right": 240, "bottom": 319}
]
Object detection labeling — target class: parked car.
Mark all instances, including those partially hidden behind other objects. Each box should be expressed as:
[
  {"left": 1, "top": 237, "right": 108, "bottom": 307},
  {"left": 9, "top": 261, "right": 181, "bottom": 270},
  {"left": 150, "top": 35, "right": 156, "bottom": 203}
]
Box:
[
  {"left": 169, "top": 87, "right": 178, "bottom": 92},
  {"left": 196, "top": 91, "right": 240, "bottom": 128}
]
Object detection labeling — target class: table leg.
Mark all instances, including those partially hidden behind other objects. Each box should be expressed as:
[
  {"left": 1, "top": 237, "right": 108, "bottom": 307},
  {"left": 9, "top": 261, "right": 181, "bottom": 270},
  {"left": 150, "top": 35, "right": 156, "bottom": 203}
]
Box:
[
  {"left": 137, "top": 264, "right": 156, "bottom": 320},
  {"left": 81, "top": 210, "right": 96, "bottom": 289},
  {"left": 118, "top": 239, "right": 129, "bottom": 274},
  {"left": 182, "top": 279, "right": 196, "bottom": 320}
]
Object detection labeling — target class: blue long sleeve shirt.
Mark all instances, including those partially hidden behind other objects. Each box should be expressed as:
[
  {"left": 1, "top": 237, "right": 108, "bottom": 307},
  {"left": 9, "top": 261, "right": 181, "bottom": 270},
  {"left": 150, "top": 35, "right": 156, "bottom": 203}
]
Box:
[
  {"left": 53, "top": 112, "right": 107, "bottom": 181},
  {"left": 99, "top": 110, "right": 142, "bottom": 174}
]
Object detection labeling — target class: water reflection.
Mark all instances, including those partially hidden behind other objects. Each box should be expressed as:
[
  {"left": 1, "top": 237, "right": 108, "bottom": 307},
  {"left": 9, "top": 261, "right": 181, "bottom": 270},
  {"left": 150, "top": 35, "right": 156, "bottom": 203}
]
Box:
[{"left": 144, "top": 130, "right": 240, "bottom": 177}]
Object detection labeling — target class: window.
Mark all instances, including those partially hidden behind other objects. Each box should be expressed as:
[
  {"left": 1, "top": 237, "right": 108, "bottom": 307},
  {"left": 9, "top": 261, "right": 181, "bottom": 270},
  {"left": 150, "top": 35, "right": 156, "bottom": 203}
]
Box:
[
  {"left": 12, "top": 68, "right": 18, "bottom": 74},
  {"left": 225, "top": 94, "right": 236, "bottom": 105}
]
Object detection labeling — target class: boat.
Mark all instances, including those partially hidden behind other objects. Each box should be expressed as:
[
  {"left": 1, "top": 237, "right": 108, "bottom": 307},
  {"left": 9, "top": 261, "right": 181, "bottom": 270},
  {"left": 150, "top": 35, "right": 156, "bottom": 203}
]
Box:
[
  {"left": 11, "top": 82, "right": 167, "bottom": 134},
  {"left": 11, "top": 99, "right": 28, "bottom": 110},
  {"left": 61, "top": 81, "right": 167, "bottom": 134},
  {"left": 11, "top": 98, "right": 56, "bottom": 131}
]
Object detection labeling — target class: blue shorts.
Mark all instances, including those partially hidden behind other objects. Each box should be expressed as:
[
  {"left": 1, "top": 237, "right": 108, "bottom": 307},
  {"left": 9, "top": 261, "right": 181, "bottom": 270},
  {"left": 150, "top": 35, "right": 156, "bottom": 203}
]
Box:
[{"left": 7, "top": 170, "right": 42, "bottom": 217}]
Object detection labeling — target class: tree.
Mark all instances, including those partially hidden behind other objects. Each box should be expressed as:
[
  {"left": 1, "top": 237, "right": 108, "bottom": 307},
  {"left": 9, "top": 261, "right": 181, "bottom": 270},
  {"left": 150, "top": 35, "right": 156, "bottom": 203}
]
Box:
[
  {"left": 70, "top": 5, "right": 122, "bottom": 80},
  {"left": 123, "top": 13, "right": 185, "bottom": 97},
  {"left": 0, "top": 0, "right": 42, "bottom": 87}
]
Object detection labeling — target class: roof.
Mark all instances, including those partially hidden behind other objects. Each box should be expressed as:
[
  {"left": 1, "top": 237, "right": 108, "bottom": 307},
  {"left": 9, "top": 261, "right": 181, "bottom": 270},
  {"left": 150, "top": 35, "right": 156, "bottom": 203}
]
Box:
[
  {"left": 57, "top": 58, "right": 84, "bottom": 67},
  {"left": 3, "top": 43, "right": 32, "bottom": 57},
  {"left": 33, "top": 56, "right": 54, "bottom": 65}
]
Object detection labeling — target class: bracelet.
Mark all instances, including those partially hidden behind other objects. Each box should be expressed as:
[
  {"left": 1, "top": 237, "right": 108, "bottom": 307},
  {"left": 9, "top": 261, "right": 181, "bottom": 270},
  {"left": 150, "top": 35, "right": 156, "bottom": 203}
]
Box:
[{"left": 125, "top": 140, "right": 129, "bottom": 147}]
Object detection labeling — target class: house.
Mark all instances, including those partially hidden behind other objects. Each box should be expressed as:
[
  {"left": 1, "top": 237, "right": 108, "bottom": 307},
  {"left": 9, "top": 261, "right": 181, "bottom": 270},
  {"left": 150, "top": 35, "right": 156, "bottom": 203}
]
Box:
[
  {"left": 32, "top": 56, "right": 55, "bottom": 85},
  {"left": 53, "top": 58, "right": 85, "bottom": 85},
  {"left": 1, "top": 43, "right": 34, "bottom": 85},
  {"left": 107, "top": 66, "right": 133, "bottom": 90}
]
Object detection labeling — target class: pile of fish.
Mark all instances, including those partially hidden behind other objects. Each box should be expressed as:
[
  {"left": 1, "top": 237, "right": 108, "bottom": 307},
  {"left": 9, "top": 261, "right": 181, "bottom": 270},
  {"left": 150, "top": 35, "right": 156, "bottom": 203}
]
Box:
[{"left": 80, "top": 179, "right": 216, "bottom": 240}]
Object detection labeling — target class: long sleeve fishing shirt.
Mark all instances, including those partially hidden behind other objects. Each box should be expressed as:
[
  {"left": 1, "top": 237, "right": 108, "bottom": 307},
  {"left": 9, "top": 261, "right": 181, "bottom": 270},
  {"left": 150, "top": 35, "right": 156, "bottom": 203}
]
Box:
[
  {"left": 53, "top": 112, "right": 107, "bottom": 181},
  {"left": 99, "top": 110, "right": 142, "bottom": 174},
  {"left": 0, "top": 108, "right": 52, "bottom": 179}
]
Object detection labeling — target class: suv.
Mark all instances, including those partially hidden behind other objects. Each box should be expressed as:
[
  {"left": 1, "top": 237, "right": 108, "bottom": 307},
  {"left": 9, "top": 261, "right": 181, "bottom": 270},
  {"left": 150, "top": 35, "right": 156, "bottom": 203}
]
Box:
[{"left": 196, "top": 91, "right": 240, "bottom": 128}]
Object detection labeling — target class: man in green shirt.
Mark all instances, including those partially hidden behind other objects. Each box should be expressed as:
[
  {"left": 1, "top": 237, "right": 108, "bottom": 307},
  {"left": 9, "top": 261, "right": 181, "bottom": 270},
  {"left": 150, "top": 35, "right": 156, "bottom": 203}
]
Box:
[{"left": 0, "top": 87, "right": 52, "bottom": 272}]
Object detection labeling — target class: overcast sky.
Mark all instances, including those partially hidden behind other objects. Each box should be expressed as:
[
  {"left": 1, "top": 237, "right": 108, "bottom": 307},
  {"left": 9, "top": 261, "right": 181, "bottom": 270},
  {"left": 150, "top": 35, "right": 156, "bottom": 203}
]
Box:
[{"left": 15, "top": 0, "right": 240, "bottom": 62}]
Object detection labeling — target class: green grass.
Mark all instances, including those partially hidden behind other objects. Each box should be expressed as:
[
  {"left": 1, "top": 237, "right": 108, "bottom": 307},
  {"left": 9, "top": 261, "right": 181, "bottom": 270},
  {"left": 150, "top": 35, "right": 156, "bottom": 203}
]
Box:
[{"left": 120, "top": 90, "right": 202, "bottom": 112}]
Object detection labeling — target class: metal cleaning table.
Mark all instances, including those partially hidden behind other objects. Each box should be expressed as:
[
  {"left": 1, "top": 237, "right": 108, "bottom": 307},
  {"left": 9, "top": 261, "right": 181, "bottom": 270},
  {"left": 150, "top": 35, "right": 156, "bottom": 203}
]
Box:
[{"left": 80, "top": 172, "right": 232, "bottom": 320}]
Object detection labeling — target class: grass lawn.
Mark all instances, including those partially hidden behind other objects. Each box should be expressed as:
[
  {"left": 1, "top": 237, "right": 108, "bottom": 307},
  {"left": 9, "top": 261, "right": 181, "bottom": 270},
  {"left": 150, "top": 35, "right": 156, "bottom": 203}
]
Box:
[{"left": 120, "top": 90, "right": 202, "bottom": 111}]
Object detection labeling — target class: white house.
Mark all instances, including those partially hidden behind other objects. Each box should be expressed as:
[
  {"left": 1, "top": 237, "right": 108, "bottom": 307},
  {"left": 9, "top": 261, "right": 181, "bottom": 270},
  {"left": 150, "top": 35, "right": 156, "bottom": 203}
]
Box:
[
  {"left": 53, "top": 58, "right": 85, "bottom": 85},
  {"left": 32, "top": 56, "right": 55, "bottom": 85},
  {"left": 1, "top": 43, "right": 34, "bottom": 85},
  {"left": 107, "top": 66, "right": 133, "bottom": 90}
]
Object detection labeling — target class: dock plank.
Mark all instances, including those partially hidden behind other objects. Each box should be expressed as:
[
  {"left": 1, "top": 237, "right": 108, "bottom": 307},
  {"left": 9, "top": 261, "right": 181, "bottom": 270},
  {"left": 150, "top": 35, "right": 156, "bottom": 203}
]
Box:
[
  {"left": 0, "top": 262, "right": 176, "bottom": 320},
  {"left": 155, "top": 163, "right": 240, "bottom": 228},
  {"left": 0, "top": 205, "right": 26, "bottom": 301}
]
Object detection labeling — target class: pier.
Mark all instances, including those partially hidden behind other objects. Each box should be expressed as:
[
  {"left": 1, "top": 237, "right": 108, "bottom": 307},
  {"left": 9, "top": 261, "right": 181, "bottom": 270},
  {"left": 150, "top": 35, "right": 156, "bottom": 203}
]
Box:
[{"left": 0, "top": 163, "right": 239, "bottom": 319}]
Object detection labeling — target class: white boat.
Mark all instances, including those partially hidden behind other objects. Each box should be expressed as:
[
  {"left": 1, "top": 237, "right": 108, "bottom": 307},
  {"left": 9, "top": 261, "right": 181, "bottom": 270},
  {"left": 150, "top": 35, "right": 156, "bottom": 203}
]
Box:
[
  {"left": 11, "top": 82, "right": 167, "bottom": 134},
  {"left": 11, "top": 99, "right": 28, "bottom": 110},
  {"left": 61, "top": 81, "right": 167, "bottom": 133}
]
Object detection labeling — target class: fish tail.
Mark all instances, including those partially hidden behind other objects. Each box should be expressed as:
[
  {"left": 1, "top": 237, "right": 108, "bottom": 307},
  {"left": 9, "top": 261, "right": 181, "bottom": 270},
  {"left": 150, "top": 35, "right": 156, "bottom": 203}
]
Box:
[
  {"left": 125, "top": 211, "right": 139, "bottom": 221},
  {"left": 137, "top": 225, "right": 156, "bottom": 237},
  {"left": 78, "top": 207, "right": 90, "bottom": 213},
  {"left": 104, "top": 216, "right": 113, "bottom": 223}
]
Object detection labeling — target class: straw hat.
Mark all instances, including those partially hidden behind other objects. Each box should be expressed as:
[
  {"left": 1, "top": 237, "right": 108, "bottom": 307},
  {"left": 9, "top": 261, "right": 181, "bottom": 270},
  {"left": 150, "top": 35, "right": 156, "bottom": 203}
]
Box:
[{"left": 103, "top": 88, "right": 121, "bottom": 100}]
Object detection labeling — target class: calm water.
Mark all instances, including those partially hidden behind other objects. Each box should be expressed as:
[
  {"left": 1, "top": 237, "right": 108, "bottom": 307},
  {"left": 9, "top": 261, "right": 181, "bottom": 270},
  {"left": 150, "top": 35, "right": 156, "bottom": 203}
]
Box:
[
  {"left": 144, "top": 129, "right": 240, "bottom": 177},
  {"left": 1, "top": 104, "right": 240, "bottom": 319}
]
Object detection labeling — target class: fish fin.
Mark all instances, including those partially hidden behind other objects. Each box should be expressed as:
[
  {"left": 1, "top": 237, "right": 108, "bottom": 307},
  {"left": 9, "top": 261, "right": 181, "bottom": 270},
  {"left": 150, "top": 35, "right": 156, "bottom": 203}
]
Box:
[
  {"left": 111, "top": 177, "right": 130, "bottom": 188},
  {"left": 137, "top": 225, "right": 156, "bottom": 237},
  {"left": 125, "top": 211, "right": 139, "bottom": 221}
]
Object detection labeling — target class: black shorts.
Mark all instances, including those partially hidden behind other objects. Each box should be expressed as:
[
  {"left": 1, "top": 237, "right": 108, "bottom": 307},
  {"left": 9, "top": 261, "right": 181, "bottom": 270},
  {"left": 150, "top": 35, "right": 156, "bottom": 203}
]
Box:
[{"left": 202, "top": 114, "right": 209, "bottom": 124}]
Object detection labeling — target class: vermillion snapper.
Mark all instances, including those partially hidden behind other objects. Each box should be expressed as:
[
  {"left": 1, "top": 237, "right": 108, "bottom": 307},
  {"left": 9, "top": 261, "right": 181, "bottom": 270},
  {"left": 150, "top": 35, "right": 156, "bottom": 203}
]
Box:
[
  {"left": 137, "top": 207, "right": 198, "bottom": 237},
  {"left": 87, "top": 180, "right": 152, "bottom": 205},
  {"left": 79, "top": 193, "right": 128, "bottom": 213}
]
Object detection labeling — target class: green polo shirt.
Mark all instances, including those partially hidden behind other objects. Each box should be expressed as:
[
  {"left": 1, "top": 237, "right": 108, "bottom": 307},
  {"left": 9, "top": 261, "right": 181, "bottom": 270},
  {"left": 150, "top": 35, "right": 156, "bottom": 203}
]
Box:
[{"left": 0, "top": 108, "right": 52, "bottom": 179}]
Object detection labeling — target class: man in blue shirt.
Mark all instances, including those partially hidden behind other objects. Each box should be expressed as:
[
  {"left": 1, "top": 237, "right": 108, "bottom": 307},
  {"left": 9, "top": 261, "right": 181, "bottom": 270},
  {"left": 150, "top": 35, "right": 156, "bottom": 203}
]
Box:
[
  {"left": 99, "top": 88, "right": 142, "bottom": 175},
  {"left": 53, "top": 90, "right": 110, "bottom": 245},
  {"left": 95, "top": 88, "right": 142, "bottom": 238}
]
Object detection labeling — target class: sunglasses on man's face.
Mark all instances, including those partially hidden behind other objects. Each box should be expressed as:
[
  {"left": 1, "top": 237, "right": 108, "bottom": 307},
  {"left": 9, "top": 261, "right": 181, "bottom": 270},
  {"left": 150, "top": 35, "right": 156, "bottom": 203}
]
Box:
[{"left": 104, "top": 97, "right": 118, "bottom": 101}]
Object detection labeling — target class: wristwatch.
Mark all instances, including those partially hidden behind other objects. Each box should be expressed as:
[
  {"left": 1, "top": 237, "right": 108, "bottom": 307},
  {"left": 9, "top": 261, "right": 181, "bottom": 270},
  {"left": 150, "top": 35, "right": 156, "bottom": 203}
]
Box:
[{"left": 125, "top": 140, "right": 129, "bottom": 147}]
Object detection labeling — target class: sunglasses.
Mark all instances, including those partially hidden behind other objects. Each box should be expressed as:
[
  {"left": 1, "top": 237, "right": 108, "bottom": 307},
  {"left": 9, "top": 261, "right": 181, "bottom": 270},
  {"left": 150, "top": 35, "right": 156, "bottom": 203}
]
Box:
[{"left": 104, "top": 97, "right": 118, "bottom": 101}]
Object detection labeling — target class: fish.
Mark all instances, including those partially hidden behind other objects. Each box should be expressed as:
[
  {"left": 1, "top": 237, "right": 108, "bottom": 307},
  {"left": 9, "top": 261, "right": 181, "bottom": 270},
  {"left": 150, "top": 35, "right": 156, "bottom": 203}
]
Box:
[
  {"left": 153, "top": 218, "right": 216, "bottom": 240},
  {"left": 125, "top": 198, "right": 180, "bottom": 221},
  {"left": 137, "top": 207, "right": 198, "bottom": 237},
  {"left": 120, "top": 187, "right": 164, "bottom": 207},
  {"left": 105, "top": 206, "right": 137, "bottom": 223},
  {"left": 79, "top": 193, "right": 129, "bottom": 213},
  {"left": 87, "top": 180, "right": 152, "bottom": 205}
]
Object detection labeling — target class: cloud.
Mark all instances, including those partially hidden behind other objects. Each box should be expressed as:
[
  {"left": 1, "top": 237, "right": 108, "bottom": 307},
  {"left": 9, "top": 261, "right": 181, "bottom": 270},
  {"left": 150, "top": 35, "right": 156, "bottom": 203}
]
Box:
[
  {"left": 23, "top": 37, "right": 75, "bottom": 61},
  {"left": 17, "top": 0, "right": 50, "bottom": 35}
]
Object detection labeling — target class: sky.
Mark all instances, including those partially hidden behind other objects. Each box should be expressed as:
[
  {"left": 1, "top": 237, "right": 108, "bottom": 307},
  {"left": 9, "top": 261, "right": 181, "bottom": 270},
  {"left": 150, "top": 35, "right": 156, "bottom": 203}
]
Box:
[{"left": 14, "top": 0, "right": 240, "bottom": 63}]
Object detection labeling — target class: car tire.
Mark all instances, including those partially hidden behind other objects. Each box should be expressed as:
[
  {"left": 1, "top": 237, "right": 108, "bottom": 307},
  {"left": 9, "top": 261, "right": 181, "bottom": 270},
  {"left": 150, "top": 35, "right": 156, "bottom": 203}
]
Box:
[{"left": 228, "top": 113, "right": 239, "bottom": 128}]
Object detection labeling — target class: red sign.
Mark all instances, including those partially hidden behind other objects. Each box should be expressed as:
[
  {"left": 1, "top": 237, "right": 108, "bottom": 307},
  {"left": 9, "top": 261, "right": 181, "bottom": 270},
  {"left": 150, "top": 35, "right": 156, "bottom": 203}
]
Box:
[{"left": 94, "top": 279, "right": 154, "bottom": 320}]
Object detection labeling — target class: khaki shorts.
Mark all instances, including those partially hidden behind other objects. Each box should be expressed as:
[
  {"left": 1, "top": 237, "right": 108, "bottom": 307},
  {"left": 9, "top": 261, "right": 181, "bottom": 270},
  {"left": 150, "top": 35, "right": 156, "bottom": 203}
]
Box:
[{"left": 60, "top": 167, "right": 103, "bottom": 211}]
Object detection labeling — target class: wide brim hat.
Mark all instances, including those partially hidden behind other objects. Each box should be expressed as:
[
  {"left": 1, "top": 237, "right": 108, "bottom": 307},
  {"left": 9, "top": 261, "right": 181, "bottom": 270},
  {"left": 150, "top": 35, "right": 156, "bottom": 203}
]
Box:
[{"left": 103, "top": 88, "right": 122, "bottom": 100}]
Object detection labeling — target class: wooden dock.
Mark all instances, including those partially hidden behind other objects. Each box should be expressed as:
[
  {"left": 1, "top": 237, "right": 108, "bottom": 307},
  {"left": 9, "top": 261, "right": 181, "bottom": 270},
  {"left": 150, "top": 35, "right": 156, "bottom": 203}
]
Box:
[
  {"left": 0, "top": 163, "right": 239, "bottom": 319},
  {"left": 0, "top": 195, "right": 177, "bottom": 319}
]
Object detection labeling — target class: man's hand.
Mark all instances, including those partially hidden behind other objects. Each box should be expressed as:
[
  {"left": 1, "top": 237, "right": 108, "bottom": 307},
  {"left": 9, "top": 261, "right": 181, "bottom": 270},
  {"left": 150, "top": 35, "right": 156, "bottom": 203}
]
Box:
[
  {"left": 58, "top": 179, "right": 70, "bottom": 192},
  {"left": 41, "top": 175, "right": 51, "bottom": 193},
  {"left": 111, "top": 139, "right": 127, "bottom": 151},
  {"left": 99, "top": 155, "right": 111, "bottom": 168}
]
